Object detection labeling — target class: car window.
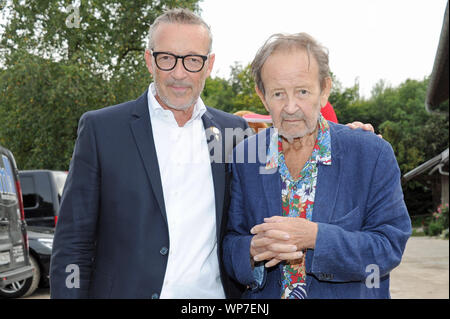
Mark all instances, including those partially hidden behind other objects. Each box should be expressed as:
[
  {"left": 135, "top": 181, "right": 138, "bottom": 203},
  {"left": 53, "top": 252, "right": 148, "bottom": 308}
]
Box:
[
  {"left": 20, "top": 176, "right": 38, "bottom": 209},
  {"left": 19, "top": 173, "right": 53, "bottom": 220},
  {"left": 35, "top": 174, "right": 52, "bottom": 204},
  {"left": 0, "top": 155, "right": 17, "bottom": 202}
]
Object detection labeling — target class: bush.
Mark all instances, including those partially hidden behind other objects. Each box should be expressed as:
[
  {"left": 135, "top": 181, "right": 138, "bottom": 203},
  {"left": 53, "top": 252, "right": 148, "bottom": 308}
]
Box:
[{"left": 424, "top": 203, "right": 449, "bottom": 237}]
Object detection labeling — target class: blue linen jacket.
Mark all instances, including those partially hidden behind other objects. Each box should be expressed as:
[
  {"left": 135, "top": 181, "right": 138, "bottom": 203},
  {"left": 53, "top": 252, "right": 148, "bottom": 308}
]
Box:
[{"left": 223, "top": 122, "right": 412, "bottom": 299}]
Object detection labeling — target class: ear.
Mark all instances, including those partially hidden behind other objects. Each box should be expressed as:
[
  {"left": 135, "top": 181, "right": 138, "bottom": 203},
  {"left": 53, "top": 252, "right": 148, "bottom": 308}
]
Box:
[
  {"left": 205, "top": 53, "right": 215, "bottom": 78},
  {"left": 144, "top": 50, "right": 154, "bottom": 76},
  {"left": 320, "top": 77, "right": 333, "bottom": 108},
  {"left": 255, "top": 85, "right": 270, "bottom": 113}
]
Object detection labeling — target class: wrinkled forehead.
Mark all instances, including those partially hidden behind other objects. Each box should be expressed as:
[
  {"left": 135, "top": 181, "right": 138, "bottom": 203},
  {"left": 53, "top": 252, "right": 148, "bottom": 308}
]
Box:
[
  {"left": 261, "top": 48, "right": 320, "bottom": 86},
  {"left": 270, "top": 45, "right": 317, "bottom": 71}
]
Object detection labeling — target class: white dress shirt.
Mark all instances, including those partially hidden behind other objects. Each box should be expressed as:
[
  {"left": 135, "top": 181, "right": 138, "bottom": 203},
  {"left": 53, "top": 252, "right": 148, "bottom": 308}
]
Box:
[{"left": 147, "top": 83, "right": 225, "bottom": 299}]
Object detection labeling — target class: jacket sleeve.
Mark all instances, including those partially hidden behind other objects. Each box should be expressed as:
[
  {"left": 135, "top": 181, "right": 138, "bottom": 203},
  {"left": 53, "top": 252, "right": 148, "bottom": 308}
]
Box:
[
  {"left": 222, "top": 159, "right": 266, "bottom": 289},
  {"left": 309, "top": 141, "right": 412, "bottom": 282},
  {"left": 50, "top": 112, "right": 100, "bottom": 298}
]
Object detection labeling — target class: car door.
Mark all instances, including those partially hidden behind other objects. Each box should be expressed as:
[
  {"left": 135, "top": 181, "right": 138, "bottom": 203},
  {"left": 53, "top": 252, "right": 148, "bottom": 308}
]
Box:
[{"left": 0, "top": 149, "right": 29, "bottom": 277}]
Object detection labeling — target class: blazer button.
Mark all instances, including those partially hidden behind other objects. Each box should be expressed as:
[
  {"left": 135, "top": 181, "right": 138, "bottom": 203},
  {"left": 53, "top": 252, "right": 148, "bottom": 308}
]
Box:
[
  {"left": 160, "top": 247, "right": 169, "bottom": 256},
  {"left": 151, "top": 293, "right": 159, "bottom": 299}
]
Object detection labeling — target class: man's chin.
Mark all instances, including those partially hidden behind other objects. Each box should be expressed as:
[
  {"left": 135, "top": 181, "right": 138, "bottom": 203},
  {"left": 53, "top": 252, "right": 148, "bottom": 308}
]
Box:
[
  {"left": 167, "top": 103, "right": 192, "bottom": 111},
  {"left": 279, "top": 127, "right": 315, "bottom": 143},
  {"left": 279, "top": 128, "right": 307, "bottom": 139},
  {"left": 163, "top": 96, "right": 196, "bottom": 111},
  {"left": 279, "top": 133, "right": 304, "bottom": 144}
]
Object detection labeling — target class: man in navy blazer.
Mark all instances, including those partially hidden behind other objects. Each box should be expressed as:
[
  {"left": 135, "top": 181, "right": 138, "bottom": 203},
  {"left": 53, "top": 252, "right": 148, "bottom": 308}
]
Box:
[
  {"left": 223, "top": 33, "right": 412, "bottom": 299},
  {"left": 50, "top": 9, "right": 248, "bottom": 299}
]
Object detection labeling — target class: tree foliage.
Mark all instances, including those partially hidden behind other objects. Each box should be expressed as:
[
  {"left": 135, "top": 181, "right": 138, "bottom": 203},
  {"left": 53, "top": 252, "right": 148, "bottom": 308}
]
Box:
[
  {"left": 0, "top": 50, "right": 116, "bottom": 169},
  {"left": 201, "top": 62, "right": 266, "bottom": 115},
  {"left": 0, "top": 0, "right": 200, "bottom": 170}
]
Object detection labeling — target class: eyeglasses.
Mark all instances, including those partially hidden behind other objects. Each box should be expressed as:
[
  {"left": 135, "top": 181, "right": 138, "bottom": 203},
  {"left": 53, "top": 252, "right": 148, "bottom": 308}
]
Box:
[{"left": 152, "top": 51, "right": 208, "bottom": 73}]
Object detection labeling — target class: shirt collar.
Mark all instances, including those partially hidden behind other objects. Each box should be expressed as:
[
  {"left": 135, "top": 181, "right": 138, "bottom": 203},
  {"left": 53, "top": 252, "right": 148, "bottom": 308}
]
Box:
[
  {"left": 147, "top": 82, "right": 206, "bottom": 124},
  {"left": 265, "top": 114, "right": 332, "bottom": 169}
]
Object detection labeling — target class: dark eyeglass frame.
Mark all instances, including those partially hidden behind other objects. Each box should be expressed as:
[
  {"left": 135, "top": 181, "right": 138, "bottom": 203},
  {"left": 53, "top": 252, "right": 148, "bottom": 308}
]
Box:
[{"left": 151, "top": 51, "right": 208, "bottom": 73}]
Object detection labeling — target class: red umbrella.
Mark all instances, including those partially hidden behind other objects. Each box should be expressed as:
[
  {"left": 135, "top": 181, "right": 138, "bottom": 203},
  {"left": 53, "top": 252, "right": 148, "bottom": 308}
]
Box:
[{"left": 242, "top": 113, "right": 272, "bottom": 123}]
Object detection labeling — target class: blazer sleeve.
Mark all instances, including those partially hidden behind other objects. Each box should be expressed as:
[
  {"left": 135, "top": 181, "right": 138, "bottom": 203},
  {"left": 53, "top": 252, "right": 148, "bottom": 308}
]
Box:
[
  {"left": 50, "top": 112, "right": 100, "bottom": 298},
  {"left": 223, "top": 159, "right": 264, "bottom": 288},
  {"left": 309, "top": 141, "right": 412, "bottom": 282}
]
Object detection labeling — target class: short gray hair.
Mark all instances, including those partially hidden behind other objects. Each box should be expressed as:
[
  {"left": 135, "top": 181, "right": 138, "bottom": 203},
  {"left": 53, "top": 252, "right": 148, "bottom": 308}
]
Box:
[
  {"left": 251, "top": 32, "right": 330, "bottom": 95},
  {"left": 146, "top": 8, "right": 213, "bottom": 53}
]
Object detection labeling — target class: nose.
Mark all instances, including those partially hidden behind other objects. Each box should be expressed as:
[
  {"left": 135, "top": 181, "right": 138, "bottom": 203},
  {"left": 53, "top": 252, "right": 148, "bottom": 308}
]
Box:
[
  {"left": 171, "top": 58, "right": 188, "bottom": 79},
  {"left": 283, "top": 96, "right": 300, "bottom": 115}
]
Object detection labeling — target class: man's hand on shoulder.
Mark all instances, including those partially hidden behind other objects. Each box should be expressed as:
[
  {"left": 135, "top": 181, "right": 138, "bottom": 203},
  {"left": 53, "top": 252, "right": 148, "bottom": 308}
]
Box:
[{"left": 345, "top": 121, "right": 383, "bottom": 138}]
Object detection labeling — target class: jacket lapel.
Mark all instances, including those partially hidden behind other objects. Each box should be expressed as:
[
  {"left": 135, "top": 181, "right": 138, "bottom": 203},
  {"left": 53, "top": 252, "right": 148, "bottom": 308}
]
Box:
[
  {"left": 259, "top": 128, "right": 282, "bottom": 218},
  {"left": 261, "top": 173, "right": 282, "bottom": 217},
  {"left": 201, "top": 110, "right": 226, "bottom": 240},
  {"left": 311, "top": 124, "right": 342, "bottom": 224},
  {"left": 129, "top": 91, "right": 167, "bottom": 224}
]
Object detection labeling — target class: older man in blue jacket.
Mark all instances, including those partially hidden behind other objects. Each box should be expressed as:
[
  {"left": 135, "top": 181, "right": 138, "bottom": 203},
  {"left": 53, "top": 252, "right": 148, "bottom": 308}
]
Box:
[{"left": 223, "top": 32, "right": 412, "bottom": 299}]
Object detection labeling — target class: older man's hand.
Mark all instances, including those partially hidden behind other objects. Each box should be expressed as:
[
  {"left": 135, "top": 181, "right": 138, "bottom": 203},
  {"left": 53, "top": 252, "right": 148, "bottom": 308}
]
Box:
[
  {"left": 250, "top": 229, "right": 298, "bottom": 268},
  {"left": 249, "top": 216, "right": 318, "bottom": 268}
]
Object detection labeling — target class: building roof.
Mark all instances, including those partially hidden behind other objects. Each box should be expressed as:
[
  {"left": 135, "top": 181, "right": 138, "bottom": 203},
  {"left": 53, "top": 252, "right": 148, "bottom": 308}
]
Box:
[
  {"left": 426, "top": 2, "right": 449, "bottom": 112},
  {"left": 403, "top": 148, "right": 449, "bottom": 182}
]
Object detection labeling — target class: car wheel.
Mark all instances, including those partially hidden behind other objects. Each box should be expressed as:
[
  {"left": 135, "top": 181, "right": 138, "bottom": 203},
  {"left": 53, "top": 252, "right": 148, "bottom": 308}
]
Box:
[{"left": 0, "top": 255, "right": 40, "bottom": 298}]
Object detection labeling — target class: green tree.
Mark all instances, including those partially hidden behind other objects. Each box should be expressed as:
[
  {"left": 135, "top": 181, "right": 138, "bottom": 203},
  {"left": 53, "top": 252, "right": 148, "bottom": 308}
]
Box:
[
  {"left": 0, "top": 50, "right": 116, "bottom": 170},
  {"left": 228, "top": 63, "right": 266, "bottom": 114},
  {"left": 1, "top": 0, "right": 199, "bottom": 74},
  {"left": 201, "top": 63, "right": 267, "bottom": 115},
  {"left": 201, "top": 76, "right": 235, "bottom": 113},
  {"left": 328, "top": 74, "right": 362, "bottom": 125},
  {"left": 0, "top": 0, "right": 201, "bottom": 170}
]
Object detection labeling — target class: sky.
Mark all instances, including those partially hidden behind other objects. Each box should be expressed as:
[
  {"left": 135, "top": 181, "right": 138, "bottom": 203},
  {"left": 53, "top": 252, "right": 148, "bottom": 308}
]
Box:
[{"left": 200, "top": 0, "right": 448, "bottom": 98}]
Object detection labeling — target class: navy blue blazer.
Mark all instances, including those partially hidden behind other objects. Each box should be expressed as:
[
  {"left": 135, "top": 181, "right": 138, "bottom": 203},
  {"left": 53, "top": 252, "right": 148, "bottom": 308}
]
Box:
[
  {"left": 50, "top": 91, "right": 248, "bottom": 298},
  {"left": 223, "top": 123, "right": 412, "bottom": 299}
]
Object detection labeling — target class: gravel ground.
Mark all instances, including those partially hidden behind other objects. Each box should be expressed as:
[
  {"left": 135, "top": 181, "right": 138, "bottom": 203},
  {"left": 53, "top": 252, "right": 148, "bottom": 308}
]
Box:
[{"left": 390, "top": 236, "right": 449, "bottom": 299}]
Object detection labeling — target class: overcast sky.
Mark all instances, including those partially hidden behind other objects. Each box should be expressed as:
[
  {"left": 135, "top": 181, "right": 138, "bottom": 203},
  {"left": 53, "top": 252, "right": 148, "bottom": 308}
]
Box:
[{"left": 200, "top": 0, "right": 448, "bottom": 98}]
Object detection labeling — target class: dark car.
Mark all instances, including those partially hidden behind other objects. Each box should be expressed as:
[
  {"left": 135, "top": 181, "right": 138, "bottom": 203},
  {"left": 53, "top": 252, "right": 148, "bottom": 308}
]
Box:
[
  {"left": 0, "top": 145, "right": 33, "bottom": 299},
  {"left": 0, "top": 226, "right": 53, "bottom": 298},
  {"left": 27, "top": 226, "right": 53, "bottom": 288},
  {"left": 1, "top": 169, "right": 65, "bottom": 298},
  {"left": 11, "top": 226, "right": 53, "bottom": 298},
  {"left": 19, "top": 170, "right": 67, "bottom": 228}
]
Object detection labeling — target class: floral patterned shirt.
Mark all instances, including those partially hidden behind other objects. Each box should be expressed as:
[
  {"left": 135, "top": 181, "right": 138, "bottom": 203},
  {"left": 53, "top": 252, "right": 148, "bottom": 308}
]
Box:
[{"left": 265, "top": 114, "right": 332, "bottom": 299}]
